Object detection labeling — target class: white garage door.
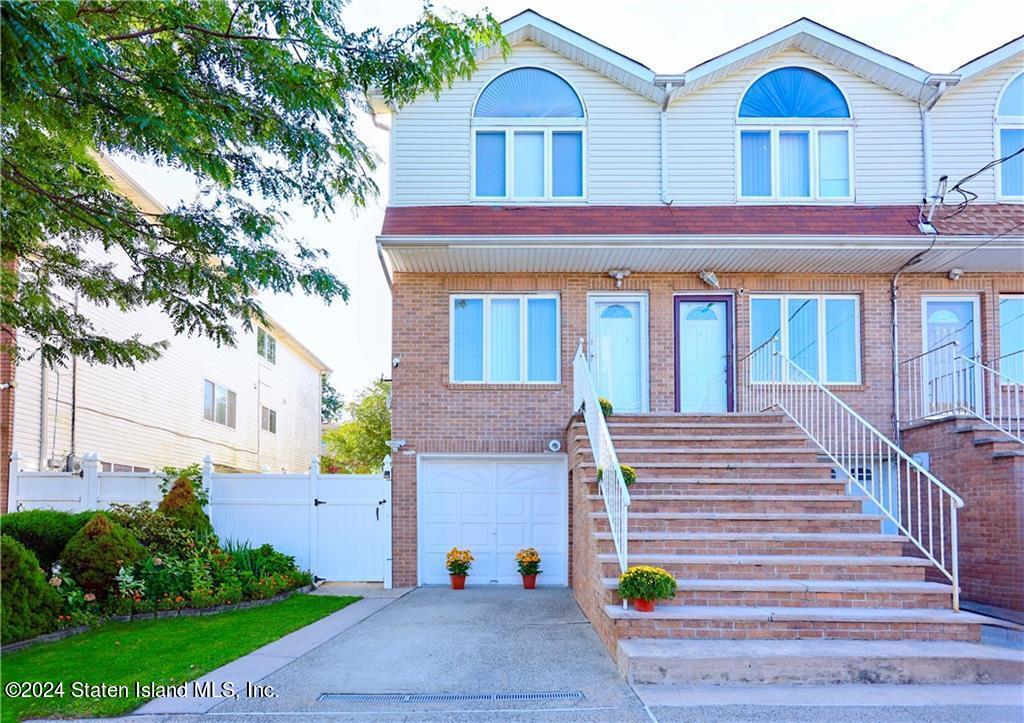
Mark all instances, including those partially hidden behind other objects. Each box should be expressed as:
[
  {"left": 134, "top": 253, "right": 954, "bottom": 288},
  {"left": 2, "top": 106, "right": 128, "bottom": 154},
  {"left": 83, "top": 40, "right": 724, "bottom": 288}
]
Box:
[{"left": 419, "top": 456, "right": 567, "bottom": 586}]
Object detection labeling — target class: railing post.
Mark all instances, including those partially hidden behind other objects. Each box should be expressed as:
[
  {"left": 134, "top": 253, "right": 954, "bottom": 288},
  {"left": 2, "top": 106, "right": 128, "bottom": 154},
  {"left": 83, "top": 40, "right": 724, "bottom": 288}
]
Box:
[
  {"left": 82, "top": 452, "right": 100, "bottom": 510},
  {"left": 951, "top": 501, "right": 960, "bottom": 612},
  {"left": 309, "top": 456, "right": 319, "bottom": 578},
  {"left": 7, "top": 450, "right": 20, "bottom": 512},
  {"left": 201, "top": 454, "right": 214, "bottom": 527}
]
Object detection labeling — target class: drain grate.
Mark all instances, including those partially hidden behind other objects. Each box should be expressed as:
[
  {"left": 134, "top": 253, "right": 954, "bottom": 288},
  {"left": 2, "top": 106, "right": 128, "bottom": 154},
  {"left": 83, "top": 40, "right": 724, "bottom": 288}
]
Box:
[{"left": 318, "top": 691, "right": 584, "bottom": 703}]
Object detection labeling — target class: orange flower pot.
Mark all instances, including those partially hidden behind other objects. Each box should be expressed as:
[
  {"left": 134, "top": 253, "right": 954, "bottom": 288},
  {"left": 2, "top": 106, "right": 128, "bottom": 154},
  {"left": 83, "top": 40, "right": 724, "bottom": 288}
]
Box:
[
  {"left": 632, "top": 598, "right": 656, "bottom": 612},
  {"left": 450, "top": 574, "right": 466, "bottom": 590},
  {"left": 522, "top": 574, "right": 537, "bottom": 589}
]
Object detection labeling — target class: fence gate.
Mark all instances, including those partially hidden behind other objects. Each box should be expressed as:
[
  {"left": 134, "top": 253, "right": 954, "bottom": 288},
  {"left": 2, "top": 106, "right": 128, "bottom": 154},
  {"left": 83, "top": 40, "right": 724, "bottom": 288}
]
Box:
[{"left": 314, "top": 474, "right": 390, "bottom": 583}]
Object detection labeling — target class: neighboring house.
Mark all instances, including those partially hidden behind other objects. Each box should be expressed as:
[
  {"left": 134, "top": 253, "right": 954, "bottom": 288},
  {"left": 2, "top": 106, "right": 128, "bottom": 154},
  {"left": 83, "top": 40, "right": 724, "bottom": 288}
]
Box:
[
  {"left": 373, "top": 10, "right": 1024, "bottom": 671},
  {"left": 2, "top": 159, "right": 329, "bottom": 507}
]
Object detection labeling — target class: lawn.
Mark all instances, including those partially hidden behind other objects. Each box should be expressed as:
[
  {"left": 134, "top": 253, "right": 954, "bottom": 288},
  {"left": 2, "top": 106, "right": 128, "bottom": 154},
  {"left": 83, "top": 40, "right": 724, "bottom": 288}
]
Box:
[{"left": 0, "top": 593, "right": 359, "bottom": 722}]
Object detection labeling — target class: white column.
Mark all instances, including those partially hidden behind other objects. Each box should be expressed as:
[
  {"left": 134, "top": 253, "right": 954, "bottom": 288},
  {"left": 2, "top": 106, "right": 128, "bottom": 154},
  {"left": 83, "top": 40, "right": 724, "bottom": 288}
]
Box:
[
  {"left": 82, "top": 452, "right": 100, "bottom": 510},
  {"left": 308, "top": 457, "right": 319, "bottom": 579},
  {"left": 201, "top": 455, "right": 214, "bottom": 529},
  {"left": 7, "top": 450, "right": 20, "bottom": 513}
]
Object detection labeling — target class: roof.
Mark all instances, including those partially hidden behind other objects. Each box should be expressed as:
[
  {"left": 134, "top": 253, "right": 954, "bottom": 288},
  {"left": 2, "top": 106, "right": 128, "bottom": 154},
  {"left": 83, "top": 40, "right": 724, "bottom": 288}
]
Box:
[
  {"left": 381, "top": 205, "right": 924, "bottom": 237},
  {"left": 953, "top": 34, "right": 1024, "bottom": 82},
  {"left": 931, "top": 204, "right": 1024, "bottom": 237}
]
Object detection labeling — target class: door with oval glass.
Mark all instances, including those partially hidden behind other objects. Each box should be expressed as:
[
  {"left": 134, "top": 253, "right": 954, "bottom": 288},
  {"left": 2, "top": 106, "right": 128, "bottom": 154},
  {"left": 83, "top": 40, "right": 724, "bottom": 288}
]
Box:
[
  {"left": 676, "top": 296, "right": 734, "bottom": 412},
  {"left": 587, "top": 294, "right": 649, "bottom": 414}
]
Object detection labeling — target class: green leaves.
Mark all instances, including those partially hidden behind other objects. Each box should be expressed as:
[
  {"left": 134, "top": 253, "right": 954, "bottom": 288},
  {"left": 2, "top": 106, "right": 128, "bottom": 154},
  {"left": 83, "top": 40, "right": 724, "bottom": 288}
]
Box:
[
  {"left": 321, "top": 378, "right": 390, "bottom": 473},
  {"left": 1, "top": 1, "right": 506, "bottom": 367}
]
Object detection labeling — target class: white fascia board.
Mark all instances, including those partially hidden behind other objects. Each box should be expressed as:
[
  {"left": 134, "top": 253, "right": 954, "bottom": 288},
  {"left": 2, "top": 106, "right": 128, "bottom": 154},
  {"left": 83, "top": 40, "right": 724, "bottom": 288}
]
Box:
[
  {"left": 500, "top": 11, "right": 656, "bottom": 84},
  {"left": 679, "top": 19, "right": 930, "bottom": 91},
  {"left": 954, "top": 36, "right": 1024, "bottom": 82}
]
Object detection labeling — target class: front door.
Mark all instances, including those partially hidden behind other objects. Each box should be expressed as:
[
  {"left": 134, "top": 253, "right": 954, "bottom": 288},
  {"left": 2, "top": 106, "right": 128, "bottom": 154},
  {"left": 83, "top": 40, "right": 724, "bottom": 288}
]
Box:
[
  {"left": 676, "top": 296, "right": 733, "bottom": 412},
  {"left": 588, "top": 295, "right": 649, "bottom": 414},
  {"left": 922, "top": 296, "right": 981, "bottom": 415}
]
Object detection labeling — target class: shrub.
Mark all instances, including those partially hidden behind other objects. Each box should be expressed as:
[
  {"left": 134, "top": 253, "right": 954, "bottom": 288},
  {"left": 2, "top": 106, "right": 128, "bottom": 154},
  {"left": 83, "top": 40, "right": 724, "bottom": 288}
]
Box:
[
  {"left": 160, "top": 464, "right": 208, "bottom": 507},
  {"left": 1, "top": 535, "right": 62, "bottom": 643},
  {"left": 598, "top": 397, "right": 613, "bottom": 418},
  {"left": 620, "top": 464, "right": 637, "bottom": 487},
  {"left": 224, "top": 541, "right": 299, "bottom": 579},
  {"left": 107, "top": 503, "right": 189, "bottom": 554},
  {"left": 618, "top": 565, "right": 677, "bottom": 602},
  {"left": 158, "top": 476, "right": 213, "bottom": 538},
  {"left": 137, "top": 554, "right": 190, "bottom": 601},
  {"left": 60, "top": 515, "right": 144, "bottom": 598},
  {"left": 0, "top": 509, "right": 99, "bottom": 573}
]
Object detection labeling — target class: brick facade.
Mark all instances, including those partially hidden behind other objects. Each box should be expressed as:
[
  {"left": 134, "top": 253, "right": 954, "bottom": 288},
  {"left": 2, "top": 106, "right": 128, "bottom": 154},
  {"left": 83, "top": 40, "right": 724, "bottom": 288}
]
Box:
[{"left": 390, "top": 270, "right": 1024, "bottom": 587}]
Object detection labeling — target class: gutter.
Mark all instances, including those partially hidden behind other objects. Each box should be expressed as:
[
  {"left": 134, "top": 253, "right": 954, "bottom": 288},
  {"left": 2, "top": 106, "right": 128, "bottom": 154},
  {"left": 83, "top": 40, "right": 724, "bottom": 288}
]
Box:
[{"left": 376, "top": 240, "right": 393, "bottom": 289}]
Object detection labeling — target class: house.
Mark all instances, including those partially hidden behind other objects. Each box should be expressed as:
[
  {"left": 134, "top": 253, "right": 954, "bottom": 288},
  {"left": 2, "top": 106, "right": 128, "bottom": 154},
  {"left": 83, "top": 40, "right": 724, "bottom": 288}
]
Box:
[
  {"left": 1, "top": 158, "right": 329, "bottom": 508},
  {"left": 373, "top": 10, "right": 1024, "bottom": 680}
]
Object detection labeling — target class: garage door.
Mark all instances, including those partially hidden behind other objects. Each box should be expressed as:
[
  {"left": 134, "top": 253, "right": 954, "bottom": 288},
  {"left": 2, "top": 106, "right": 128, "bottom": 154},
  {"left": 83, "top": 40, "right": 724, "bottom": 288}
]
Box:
[{"left": 419, "top": 456, "right": 567, "bottom": 586}]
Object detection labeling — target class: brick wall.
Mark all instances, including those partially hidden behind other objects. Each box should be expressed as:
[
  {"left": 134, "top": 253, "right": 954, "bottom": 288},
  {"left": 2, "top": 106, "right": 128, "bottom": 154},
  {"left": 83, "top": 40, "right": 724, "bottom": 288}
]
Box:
[
  {"left": 902, "top": 418, "right": 1024, "bottom": 612},
  {"left": 390, "top": 270, "right": 1023, "bottom": 587}
]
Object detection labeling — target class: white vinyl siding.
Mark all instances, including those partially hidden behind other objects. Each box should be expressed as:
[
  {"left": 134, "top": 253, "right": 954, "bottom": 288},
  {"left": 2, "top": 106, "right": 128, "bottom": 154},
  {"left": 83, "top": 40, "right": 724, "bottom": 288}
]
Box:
[
  {"left": 932, "top": 54, "right": 1024, "bottom": 203},
  {"left": 391, "top": 41, "right": 661, "bottom": 205},
  {"left": 668, "top": 49, "right": 924, "bottom": 204}
]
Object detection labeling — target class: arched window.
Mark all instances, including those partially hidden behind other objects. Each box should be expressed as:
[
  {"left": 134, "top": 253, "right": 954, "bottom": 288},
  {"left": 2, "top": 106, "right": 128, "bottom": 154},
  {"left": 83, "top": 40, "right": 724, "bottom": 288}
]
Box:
[
  {"left": 472, "top": 68, "right": 585, "bottom": 200},
  {"left": 737, "top": 67, "right": 852, "bottom": 201},
  {"left": 997, "top": 72, "right": 1024, "bottom": 199}
]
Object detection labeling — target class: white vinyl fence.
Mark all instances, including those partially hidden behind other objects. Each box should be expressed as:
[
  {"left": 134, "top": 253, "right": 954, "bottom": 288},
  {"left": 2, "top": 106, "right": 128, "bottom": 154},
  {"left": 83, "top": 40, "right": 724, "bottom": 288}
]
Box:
[{"left": 6, "top": 451, "right": 392, "bottom": 587}]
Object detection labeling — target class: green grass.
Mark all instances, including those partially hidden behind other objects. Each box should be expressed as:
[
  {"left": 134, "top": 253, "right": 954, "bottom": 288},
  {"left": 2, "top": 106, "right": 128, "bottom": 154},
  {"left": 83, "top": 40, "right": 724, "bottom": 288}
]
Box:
[{"left": 0, "top": 594, "right": 359, "bottom": 722}]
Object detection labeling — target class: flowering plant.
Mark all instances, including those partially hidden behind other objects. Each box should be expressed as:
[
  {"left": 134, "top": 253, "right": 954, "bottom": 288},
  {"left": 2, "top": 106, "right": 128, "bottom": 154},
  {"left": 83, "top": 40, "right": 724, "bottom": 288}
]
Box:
[
  {"left": 445, "top": 547, "right": 473, "bottom": 576},
  {"left": 515, "top": 548, "right": 541, "bottom": 576},
  {"left": 618, "top": 565, "right": 676, "bottom": 602}
]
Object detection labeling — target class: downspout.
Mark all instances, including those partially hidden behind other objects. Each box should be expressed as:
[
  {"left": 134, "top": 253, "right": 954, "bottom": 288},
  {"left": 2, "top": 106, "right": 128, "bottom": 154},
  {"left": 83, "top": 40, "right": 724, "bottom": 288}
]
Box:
[
  {"left": 38, "top": 362, "right": 48, "bottom": 470},
  {"left": 660, "top": 83, "right": 673, "bottom": 205},
  {"left": 376, "top": 241, "right": 393, "bottom": 289},
  {"left": 66, "top": 292, "right": 79, "bottom": 471}
]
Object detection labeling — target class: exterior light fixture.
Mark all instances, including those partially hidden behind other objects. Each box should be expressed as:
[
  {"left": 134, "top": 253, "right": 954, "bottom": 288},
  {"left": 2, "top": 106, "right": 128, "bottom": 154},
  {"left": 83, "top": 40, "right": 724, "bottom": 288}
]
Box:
[
  {"left": 699, "top": 270, "right": 720, "bottom": 289},
  {"left": 947, "top": 268, "right": 964, "bottom": 281},
  {"left": 608, "top": 270, "right": 631, "bottom": 288}
]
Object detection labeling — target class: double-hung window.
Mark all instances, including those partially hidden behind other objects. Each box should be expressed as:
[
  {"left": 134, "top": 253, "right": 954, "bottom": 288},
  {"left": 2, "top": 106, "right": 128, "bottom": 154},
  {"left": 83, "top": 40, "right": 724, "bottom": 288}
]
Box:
[
  {"left": 257, "top": 327, "right": 277, "bottom": 363},
  {"left": 738, "top": 67, "right": 853, "bottom": 201},
  {"left": 450, "top": 294, "right": 560, "bottom": 383},
  {"left": 261, "top": 406, "right": 277, "bottom": 434},
  {"left": 472, "top": 68, "right": 585, "bottom": 201},
  {"left": 750, "top": 294, "right": 861, "bottom": 384},
  {"left": 999, "top": 294, "right": 1024, "bottom": 382},
  {"left": 996, "top": 72, "right": 1024, "bottom": 200},
  {"left": 203, "top": 380, "right": 237, "bottom": 427}
]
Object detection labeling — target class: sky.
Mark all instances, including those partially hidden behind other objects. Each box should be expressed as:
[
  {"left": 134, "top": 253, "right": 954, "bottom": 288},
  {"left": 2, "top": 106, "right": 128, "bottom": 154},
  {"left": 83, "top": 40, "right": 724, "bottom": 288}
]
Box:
[{"left": 116, "top": 0, "right": 1022, "bottom": 403}]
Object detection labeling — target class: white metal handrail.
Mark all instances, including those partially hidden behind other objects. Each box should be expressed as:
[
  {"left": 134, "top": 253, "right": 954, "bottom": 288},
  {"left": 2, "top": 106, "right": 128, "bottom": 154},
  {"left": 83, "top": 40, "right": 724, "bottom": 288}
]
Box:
[
  {"left": 740, "top": 338, "right": 964, "bottom": 611},
  {"left": 573, "top": 340, "right": 630, "bottom": 585},
  {"left": 957, "top": 355, "right": 1023, "bottom": 443},
  {"left": 899, "top": 341, "right": 963, "bottom": 424}
]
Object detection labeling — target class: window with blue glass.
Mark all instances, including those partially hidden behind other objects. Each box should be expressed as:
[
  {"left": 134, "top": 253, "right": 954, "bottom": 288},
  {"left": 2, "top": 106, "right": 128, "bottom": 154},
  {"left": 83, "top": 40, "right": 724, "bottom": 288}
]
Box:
[
  {"left": 997, "top": 73, "right": 1024, "bottom": 198},
  {"left": 738, "top": 67, "right": 852, "bottom": 201},
  {"left": 451, "top": 294, "right": 560, "bottom": 383},
  {"left": 472, "top": 68, "right": 585, "bottom": 200},
  {"left": 750, "top": 294, "right": 860, "bottom": 384}
]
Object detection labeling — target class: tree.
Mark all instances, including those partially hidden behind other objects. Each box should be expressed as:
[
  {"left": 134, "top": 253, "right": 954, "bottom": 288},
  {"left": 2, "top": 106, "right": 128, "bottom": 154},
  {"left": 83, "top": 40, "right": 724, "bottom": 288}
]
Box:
[
  {"left": 1, "top": 1, "right": 505, "bottom": 368},
  {"left": 321, "top": 373, "right": 343, "bottom": 423},
  {"left": 322, "top": 378, "right": 390, "bottom": 473}
]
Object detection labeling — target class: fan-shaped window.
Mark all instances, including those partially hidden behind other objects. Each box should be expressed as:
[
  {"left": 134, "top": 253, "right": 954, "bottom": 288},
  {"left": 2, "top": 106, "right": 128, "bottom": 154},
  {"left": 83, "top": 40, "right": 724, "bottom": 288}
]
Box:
[
  {"left": 738, "top": 67, "right": 852, "bottom": 202},
  {"left": 740, "top": 67, "right": 849, "bottom": 118},
  {"left": 997, "top": 73, "right": 1024, "bottom": 199},
  {"left": 472, "top": 68, "right": 585, "bottom": 201},
  {"left": 474, "top": 68, "right": 584, "bottom": 118},
  {"left": 686, "top": 305, "right": 718, "bottom": 321},
  {"left": 600, "top": 304, "right": 633, "bottom": 319}
]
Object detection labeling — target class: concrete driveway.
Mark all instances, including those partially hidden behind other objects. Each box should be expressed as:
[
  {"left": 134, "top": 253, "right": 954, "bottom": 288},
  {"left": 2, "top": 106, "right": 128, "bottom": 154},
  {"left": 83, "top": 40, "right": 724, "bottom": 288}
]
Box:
[{"left": 194, "top": 586, "right": 649, "bottom": 721}]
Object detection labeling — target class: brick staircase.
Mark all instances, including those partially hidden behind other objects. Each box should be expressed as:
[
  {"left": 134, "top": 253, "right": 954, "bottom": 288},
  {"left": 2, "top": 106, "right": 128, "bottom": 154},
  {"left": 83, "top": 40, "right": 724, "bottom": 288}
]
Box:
[{"left": 569, "top": 412, "right": 1024, "bottom": 686}]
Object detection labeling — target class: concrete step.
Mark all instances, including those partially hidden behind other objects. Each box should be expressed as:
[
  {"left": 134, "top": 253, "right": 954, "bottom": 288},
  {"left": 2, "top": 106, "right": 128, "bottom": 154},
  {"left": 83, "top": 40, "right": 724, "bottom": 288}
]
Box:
[
  {"left": 603, "top": 449, "right": 825, "bottom": 465},
  {"left": 602, "top": 577, "right": 953, "bottom": 609},
  {"left": 617, "top": 638, "right": 1024, "bottom": 685},
  {"left": 597, "top": 421, "right": 799, "bottom": 436},
  {"left": 604, "top": 604, "right": 987, "bottom": 641},
  {"left": 598, "top": 553, "right": 930, "bottom": 581},
  {"left": 577, "top": 434, "right": 813, "bottom": 449},
  {"left": 592, "top": 511, "right": 885, "bottom": 534},
  {"left": 595, "top": 531, "right": 908, "bottom": 556},
  {"left": 605, "top": 413, "right": 787, "bottom": 425},
  {"left": 585, "top": 477, "right": 848, "bottom": 496},
  {"left": 578, "top": 460, "right": 835, "bottom": 478},
  {"left": 590, "top": 494, "right": 863, "bottom": 515}
]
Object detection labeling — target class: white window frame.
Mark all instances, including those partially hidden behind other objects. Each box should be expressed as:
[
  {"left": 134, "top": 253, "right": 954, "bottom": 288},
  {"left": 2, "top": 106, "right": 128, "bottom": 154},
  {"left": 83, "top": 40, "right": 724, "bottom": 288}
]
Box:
[
  {"left": 471, "top": 125, "right": 587, "bottom": 202},
  {"left": 995, "top": 72, "right": 1024, "bottom": 202},
  {"left": 261, "top": 405, "right": 277, "bottom": 434},
  {"left": 449, "top": 293, "right": 561, "bottom": 385},
  {"left": 750, "top": 293, "right": 862, "bottom": 385},
  {"left": 257, "top": 327, "right": 277, "bottom": 364},
  {"left": 203, "top": 379, "right": 238, "bottom": 428},
  {"left": 736, "top": 124, "right": 855, "bottom": 202}
]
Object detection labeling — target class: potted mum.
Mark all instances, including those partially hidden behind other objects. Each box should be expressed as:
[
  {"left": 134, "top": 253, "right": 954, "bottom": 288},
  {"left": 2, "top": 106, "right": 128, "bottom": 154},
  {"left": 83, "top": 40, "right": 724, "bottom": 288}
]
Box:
[
  {"left": 515, "top": 548, "right": 542, "bottom": 589},
  {"left": 618, "top": 565, "right": 677, "bottom": 612},
  {"left": 445, "top": 547, "right": 473, "bottom": 590}
]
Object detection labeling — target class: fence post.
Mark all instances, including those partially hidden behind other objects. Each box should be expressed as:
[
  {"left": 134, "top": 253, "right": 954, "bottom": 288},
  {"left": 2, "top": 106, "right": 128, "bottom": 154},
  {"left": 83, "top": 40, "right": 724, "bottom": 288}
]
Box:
[
  {"left": 308, "top": 457, "right": 319, "bottom": 579},
  {"left": 201, "top": 455, "right": 214, "bottom": 529},
  {"left": 82, "top": 452, "right": 100, "bottom": 510},
  {"left": 8, "top": 450, "right": 20, "bottom": 512}
]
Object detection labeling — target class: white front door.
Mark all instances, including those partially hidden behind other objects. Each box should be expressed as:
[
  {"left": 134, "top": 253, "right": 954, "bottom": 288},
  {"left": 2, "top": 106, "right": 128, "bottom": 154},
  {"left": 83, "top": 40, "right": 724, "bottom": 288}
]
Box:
[
  {"left": 588, "top": 295, "right": 649, "bottom": 414},
  {"left": 315, "top": 475, "right": 389, "bottom": 582},
  {"left": 922, "top": 296, "right": 981, "bottom": 414},
  {"left": 419, "top": 456, "right": 567, "bottom": 586},
  {"left": 678, "top": 298, "right": 731, "bottom": 412}
]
